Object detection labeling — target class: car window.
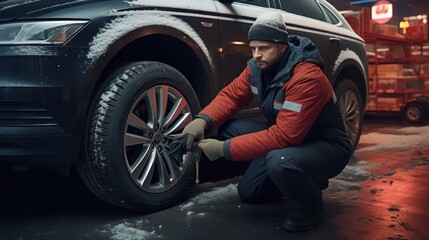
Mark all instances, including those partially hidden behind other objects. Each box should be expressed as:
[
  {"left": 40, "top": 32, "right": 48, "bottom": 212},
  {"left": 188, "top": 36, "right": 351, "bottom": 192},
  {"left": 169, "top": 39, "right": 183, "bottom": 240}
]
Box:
[
  {"left": 278, "top": 0, "right": 325, "bottom": 22},
  {"left": 231, "top": 0, "right": 275, "bottom": 8},
  {"left": 319, "top": 2, "right": 340, "bottom": 24}
]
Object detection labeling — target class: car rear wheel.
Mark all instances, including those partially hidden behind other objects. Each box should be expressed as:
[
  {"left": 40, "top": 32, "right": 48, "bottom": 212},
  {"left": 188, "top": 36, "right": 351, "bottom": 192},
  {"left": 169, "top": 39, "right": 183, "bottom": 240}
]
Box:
[
  {"left": 77, "top": 61, "right": 200, "bottom": 212},
  {"left": 403, "top": 102, "right": 426, "bottom": 124},
  {"left": 335, "top": 78, "right": 363, "bottom": 151}
]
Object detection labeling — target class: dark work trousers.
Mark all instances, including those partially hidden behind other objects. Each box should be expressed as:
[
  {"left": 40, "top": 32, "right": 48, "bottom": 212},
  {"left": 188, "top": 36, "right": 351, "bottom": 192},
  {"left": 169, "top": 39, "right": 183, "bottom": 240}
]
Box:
[{"left": 218, "top": 118, "right": 351, "bottom": 212}]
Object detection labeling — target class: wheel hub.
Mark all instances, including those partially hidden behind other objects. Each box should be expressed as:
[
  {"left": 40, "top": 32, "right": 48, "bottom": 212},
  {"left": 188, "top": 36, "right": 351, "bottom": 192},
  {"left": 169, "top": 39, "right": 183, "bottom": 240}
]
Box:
[{"left": 153, "top": 133, "right": 163, "bottom": 144}]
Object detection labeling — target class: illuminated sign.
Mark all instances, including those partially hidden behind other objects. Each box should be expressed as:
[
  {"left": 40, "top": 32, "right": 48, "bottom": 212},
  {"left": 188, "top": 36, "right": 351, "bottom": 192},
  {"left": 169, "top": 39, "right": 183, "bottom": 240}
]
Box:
[{"left": 371, "top": 0, "right": 393, "bottom": 24}]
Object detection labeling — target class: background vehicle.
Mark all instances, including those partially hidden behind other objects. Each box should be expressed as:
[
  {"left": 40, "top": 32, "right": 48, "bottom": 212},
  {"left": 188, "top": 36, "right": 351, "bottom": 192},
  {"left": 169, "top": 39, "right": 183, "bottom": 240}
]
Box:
[
  {"left": 401, "top": 69, "right": 429, "bottom": 123},
  {"left": 0, "top": 0, "right": 368, "bottom": 211},
  {"left": 362, "top": 31, "right": 428, "bottom": 124},
  {"left": 402, "top": 95, "right": 429, "bottom": 123}
]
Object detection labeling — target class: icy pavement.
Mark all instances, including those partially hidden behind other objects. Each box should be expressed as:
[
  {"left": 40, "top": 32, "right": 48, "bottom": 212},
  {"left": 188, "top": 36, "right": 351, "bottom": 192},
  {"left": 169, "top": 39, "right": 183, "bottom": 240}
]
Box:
[
  {"left": 1, "top": 123, "right": 429, "bottom": 240},
  {"left": 82, "top": 125, "right": 429, "bottom": 240}
]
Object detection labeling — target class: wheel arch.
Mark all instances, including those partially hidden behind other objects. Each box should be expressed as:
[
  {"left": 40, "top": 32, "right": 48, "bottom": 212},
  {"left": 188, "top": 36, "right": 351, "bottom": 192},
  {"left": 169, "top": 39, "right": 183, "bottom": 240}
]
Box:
[
  {"left": 333, "top": 59, "right": 369, "bottom": 108},
  {"left": 95, "top": 28, "right": 212, "bottom": 101}
]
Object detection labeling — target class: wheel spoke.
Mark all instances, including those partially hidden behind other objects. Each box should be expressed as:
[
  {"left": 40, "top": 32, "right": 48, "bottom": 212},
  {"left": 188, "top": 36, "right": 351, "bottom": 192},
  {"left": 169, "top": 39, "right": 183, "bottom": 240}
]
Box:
[
  {"left": 129, "top": 147, "right": 151, "bottom": 181},
  {"left": 339, "top": 89, "right": 361, "bottom": 146},
  {"left": 156, "top": 150, "right": 172, "bottom": 187},
  {"left": 140, "top": 149, "right": 157, "bottom": 188},
  {"left": 346, "top": 108, "right": 359, "bottom": 122},
  {"left": 124, "top": 133, "right": 151, "bottom": 147},
  {"left": 146, "top": 88, "right": 158, "bottom": 127},
  {"left": 157, "top": 86, "right": 169, "bottom": 127},
  {"left": 345, "top": 121, "right": 357, "bottom": 138},
  {"left": 160, "top": 145, "right": 181, "bottom": 181},
  {"left": 162, "top": 97, "right": 189, "bottom": 129},
  {"left": 344, "top": 92, "right": 354, "bottom": 113},
  {"left": 164, "top": 112, "right": 193, "bottom": 135},
  {"left": 127, "top": 112, "right": 152, "bottom": 132}
]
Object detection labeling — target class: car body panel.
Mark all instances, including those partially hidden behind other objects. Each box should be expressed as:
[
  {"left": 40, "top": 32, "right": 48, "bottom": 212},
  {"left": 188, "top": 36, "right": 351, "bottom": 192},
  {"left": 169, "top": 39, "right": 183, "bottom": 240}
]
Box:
[{"left": 0, "top": 0, "right": 368, "bottom": 170}]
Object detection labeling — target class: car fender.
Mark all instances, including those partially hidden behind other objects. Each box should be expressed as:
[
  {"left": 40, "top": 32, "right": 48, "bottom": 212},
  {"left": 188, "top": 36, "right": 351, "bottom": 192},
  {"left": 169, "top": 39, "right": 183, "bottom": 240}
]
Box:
[
  {"left": 85, "top": 11, "right": 215, "bottom": 74},
  {"left": 401, "top": 96, "right": 429, "bottom": 111},
  {"left": 330, "top": 49, "right": 369, "bottom": 105},
  {"left": 80, "top": 10, "right": 217, "bottom": 119}
]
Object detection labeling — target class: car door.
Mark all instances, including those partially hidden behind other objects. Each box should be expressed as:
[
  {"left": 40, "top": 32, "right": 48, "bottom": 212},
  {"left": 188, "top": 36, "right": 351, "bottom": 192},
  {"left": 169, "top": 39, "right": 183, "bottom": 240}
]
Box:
[
  {"left": 276, "top": 0, "right": 345, "bottom": 84},
  {"left": 278, "top": 0, "right": 341, "bottom": 81}
]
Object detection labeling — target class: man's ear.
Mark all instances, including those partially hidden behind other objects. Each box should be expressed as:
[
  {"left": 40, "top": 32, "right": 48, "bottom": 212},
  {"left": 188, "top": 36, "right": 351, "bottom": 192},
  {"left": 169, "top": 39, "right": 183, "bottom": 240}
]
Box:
[{"left": 279, "top": 44, "right": 288, "bottom": 54}]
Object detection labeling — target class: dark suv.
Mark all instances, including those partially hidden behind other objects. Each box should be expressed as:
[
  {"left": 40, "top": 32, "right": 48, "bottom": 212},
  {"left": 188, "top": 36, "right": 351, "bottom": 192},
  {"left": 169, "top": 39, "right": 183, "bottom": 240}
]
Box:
[{"left": 0, "top": 0, "right": 368, "bottom": 211}]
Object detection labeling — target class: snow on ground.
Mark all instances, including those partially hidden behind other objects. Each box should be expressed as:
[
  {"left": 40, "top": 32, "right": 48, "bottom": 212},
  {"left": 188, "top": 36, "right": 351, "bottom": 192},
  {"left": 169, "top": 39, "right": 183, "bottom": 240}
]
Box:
[
  {"left": 329, "top": 160, "right": 370, "bottom": 193},
  {"left": 102, "top": 220, "right": 161, "bottom": 240},
  {"left": 102, "top": 185, "right": 238, "bottom": 239},
  {"left": 179, "top": 183, "right": 238, "bottom": 211},
  {"left": 177, "top": 126, "right": 429, "bottom": 201},
  {"left": 110, "top": 223, "right": 158, "bottom": 240},
  {"left": 104, "top": 125, "right": 429, "bottom": 238},
  {"left": 355, "top": 125, "right": 429, "bottom": 153},
  {"left": 330, "top": 125, "right": 429, "bottom": 193}
]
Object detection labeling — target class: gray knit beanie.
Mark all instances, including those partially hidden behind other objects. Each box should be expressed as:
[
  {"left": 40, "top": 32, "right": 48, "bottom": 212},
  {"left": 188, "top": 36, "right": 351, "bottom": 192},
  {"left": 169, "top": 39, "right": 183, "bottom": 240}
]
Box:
[{"left": 247, "top": 12, "right": 289, "bottom": 44}]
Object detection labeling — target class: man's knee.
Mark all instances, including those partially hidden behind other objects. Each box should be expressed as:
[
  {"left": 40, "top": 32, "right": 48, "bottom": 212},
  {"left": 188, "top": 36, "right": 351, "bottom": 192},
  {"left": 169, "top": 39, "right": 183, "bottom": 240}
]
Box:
[
  {"left": 237, "top": 181, "right": 265, "bottom": 204},
  {"left": 237, "top": 181, "right": 255, "bottom": 203},
  {"left": 265, "top": 153, "right": 294, "bottom": 180},
  {"left": 266, "top": 157, "right": 281, "bottom": 178}
]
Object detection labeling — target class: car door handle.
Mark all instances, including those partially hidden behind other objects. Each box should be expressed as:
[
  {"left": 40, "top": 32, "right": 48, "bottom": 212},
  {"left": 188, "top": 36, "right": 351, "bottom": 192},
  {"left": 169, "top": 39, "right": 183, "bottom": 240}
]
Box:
[
  {"left": 201, "top": 21, "right": 214, "bottom": 28},
  {"left": 329, "top": 37, "right": 341, "bottom": 45}
]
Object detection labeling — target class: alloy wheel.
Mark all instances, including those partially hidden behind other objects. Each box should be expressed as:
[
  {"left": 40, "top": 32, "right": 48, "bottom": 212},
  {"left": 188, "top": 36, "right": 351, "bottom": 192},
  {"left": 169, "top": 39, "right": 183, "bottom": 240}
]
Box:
[{"left": 123, "top": 85, "right": 193, "bottom": 193}]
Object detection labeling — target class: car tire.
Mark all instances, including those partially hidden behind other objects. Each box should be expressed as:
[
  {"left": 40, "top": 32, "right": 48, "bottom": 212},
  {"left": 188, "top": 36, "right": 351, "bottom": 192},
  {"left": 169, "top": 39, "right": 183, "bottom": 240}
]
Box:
[
  {"left": 335, "top": 78, "right": 364, "bottom": 151},
  {"left": 403, "top": 102, "right": 426, "bottom": 124},
  {"left": 77, "top": 61, "right": 200, "bottom": 212}
]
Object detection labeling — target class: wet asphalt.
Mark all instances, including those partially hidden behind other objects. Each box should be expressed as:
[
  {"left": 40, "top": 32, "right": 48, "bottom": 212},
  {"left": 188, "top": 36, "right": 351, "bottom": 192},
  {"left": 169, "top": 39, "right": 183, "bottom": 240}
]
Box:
[{"left": 0, "top": 116, "right": 428, "bottom": 240}]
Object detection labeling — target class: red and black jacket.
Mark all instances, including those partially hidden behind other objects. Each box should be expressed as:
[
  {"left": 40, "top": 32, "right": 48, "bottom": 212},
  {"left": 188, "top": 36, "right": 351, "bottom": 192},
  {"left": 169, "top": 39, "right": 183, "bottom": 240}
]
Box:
[{"left": 197, "top": 36, "right": 351, "bottom": 161}]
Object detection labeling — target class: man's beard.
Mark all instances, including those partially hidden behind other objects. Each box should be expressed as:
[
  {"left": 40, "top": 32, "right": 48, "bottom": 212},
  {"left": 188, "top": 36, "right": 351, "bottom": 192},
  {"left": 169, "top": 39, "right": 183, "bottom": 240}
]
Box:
[
  {"left": 256, "top": 60, "right": 275, "bottom": 71},
  {"left": 256, "top": 54, "right": 282, "bottom": 71}
]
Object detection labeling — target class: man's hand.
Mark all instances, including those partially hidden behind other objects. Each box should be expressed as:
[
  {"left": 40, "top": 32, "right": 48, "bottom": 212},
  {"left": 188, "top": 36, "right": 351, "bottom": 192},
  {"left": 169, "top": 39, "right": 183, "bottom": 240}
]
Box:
[
  {"left": 168, "top": 133, "right": 190, "bottom": 157},
  {"left": 182, "top": 118, "right": 206, "bottom": 150},
  {"left": 198, "top": 139, "right": 224, "bottom": 161}
]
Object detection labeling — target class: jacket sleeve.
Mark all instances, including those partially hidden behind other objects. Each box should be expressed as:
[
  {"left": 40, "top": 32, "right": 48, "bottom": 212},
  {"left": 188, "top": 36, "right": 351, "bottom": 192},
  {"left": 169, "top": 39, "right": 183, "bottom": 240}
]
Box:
[
  {"left": 226, "top": 62, "right": 334, "bottom": 161},
  {"left": 198, "top": 66, "right": 254, "bottom": 130}
]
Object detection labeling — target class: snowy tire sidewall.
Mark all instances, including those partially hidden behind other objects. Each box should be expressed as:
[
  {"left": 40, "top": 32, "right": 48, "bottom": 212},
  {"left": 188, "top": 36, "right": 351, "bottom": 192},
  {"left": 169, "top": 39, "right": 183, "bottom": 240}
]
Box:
[
  {"left": 82, "top": 61, "right": 200, "bottom": 212},
  {"left": 335, "top": 78, "right": 364, "bottom": 151},
  {"left": 403, "top": 102, "right": 426, "bottom": 124}
]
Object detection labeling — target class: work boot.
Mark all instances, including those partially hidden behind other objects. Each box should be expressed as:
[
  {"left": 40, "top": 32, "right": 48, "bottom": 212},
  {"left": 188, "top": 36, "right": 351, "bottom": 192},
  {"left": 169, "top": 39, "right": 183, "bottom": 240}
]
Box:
[
  {"left": 267, "top": 166, "right": 324, "bottom": 231},
  {"left": 282, "top": 207, "right": 323, "bottom": 232}
]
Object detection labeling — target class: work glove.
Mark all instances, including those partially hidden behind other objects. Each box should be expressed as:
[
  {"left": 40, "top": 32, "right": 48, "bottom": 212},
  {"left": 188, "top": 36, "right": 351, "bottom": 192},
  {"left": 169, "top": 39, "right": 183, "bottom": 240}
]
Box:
[
  {"left": 168, "top": 133, "right": 191, "bottom": 157},
  {"left": 198, "top": 139, "right": 224, "bottom": 161},
  {"left": 181, "top": 118, "right": 206, "bottom": 151}
]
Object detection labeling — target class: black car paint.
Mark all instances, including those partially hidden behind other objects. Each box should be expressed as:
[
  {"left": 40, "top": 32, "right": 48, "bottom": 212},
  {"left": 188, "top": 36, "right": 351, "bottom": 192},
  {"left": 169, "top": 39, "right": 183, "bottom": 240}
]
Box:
[{"left": 0, "top": 0, "right": 216, "bottom": 168}]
